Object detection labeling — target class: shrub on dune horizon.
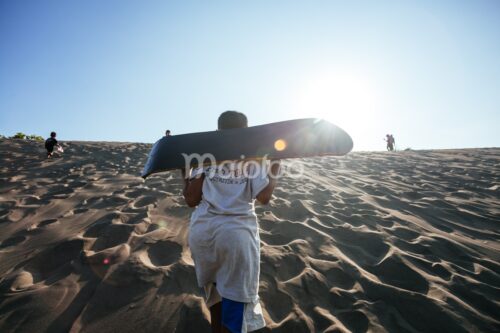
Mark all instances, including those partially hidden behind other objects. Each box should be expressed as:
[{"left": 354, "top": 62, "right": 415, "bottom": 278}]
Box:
[
  {"left": 27, "top": 134, "right": 44, "bottom": 141},
  {"left": 12, "top": 132, "right": 26, "bottom": 139},
  {"left": 8, "top": 133, "right": 44, "bottom": 141}
]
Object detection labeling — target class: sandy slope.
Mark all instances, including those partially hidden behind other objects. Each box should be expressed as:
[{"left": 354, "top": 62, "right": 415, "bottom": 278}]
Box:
[{"left": 0, "top": 139, "right": 499, "bottom": 333}]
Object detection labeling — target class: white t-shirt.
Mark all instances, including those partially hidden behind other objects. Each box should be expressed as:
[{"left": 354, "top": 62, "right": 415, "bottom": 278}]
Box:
[{"left": 188, "top": 161, "right": 269, "bottom": 303}]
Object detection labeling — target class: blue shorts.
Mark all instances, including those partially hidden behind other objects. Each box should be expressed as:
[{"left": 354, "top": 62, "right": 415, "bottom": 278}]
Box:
[
  {"left": 222, "top": 298, "right": 245, "bottom": 333},
  {"left": 205, "top": 284, "right": 266, "bottom": 332}
]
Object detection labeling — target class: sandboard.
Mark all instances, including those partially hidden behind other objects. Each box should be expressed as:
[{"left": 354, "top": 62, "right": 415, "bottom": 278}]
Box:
[{"left": 142, "top": 118, "right": 353, "bottom": 178}]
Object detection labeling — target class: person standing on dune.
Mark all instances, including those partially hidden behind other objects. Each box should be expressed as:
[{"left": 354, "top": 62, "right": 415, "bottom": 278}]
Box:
[
  {"left": 45, "top": 131, "right": 62, "bottom": 158},
  {"left": 182, "top": 111, "right": 280, "bottom": 333},
  {"left": 385, "top": 134, "right": 395, "bottom": 151}
]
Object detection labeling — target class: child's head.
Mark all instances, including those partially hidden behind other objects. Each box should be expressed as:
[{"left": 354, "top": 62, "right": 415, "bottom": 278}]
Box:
[
  {"left": 50, "top": 131, "right": 56, "bottom": 138},
  {"left": 218, "top": 111, "right": 248, "bottom": 130}
]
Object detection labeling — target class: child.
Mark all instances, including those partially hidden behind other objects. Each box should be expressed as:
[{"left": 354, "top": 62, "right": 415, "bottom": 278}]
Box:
[
  {"left": 182, "top": 111, "right": 280, "bottom": 333},
  {"left": 45, "top": 131, "right": 61, "bottom": 158}
]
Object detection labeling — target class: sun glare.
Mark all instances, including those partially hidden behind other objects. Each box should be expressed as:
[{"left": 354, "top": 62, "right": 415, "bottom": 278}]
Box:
[{"left": 297, "top": 72, "right": 381, "bottom": 147}]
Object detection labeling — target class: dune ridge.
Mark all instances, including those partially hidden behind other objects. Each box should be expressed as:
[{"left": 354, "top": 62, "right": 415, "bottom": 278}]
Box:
[{"left": 0, "top": 139, "right": 499, "bottom": 332}]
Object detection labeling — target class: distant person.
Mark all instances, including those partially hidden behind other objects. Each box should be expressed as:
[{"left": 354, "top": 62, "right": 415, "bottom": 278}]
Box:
[
  {"left": 385, "top": 134, "right": 395, "bottom": 151},
  {"left": 182, "top": 111, "right": 280, "bottom": 332},
  {"left": 45, "top": 131, "right": 61, "bottom": 158},
  {"left": 165, "top": 130, "right": 171, "bottom": 137}
]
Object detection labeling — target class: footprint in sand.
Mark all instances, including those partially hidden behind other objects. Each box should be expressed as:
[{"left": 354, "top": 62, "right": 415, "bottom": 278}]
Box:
[
  {"left": 146, "top": 240, "right": 182, "bottom": 266},
  {"left": 403, "top": 254, "right": 452, "bottom": 281},
  {"left": 74, "top": 207, "right": 90, "bottom": 214},
  {"left": 336, "top": 310, "right": 369, "bottom": 333},
  {"left": 6, "top": 208, "right": 28, "bottom": 222},
  {"left": 122, "top": 210, "right": 149, "bottom": 225},
  {"left": 259, "top": 278, "right": 295, "bottom": 323},
  {"left": 151, "top": 264, "right": 201, "bottom": 304},
  {"left": 0, "top": 201, "right": 17, "bottom": 220},
  {"left": 38, "top": 218, "right": 59, "bottom": 227},
  {"left": 83, "top": 244, "right": 131, "bottom": 276},
  {"left": 87, "top": 224, "right": 135, "bottom": 251},
  {"left": 0, "top": 235, "right": 27, "bottom": 249},
  {"left": 22, "top": 239, "right": 84, "bottom": 284},
  {"left": 261, "top": 250, "right": 307, "bottom": 282},
  {"left": 133, "top": 195, "right": 158, "bottom": 208},
  {"left": 145, "top": 223, "right": 160, "bottom": 233},
  {"left": 332, "top": 227, "right": 390, "bottom": 267},
  {"left": 367, "top": 255, "right": 429, "bottom": 293},
  {"left": 309, "top": 261, "right": 356, "bottom": 290},
  {"left": 45, "top": 185, "right": 75, "bottom": 199},
  {"left": 389, "top": 226, "right": 420, "bottom": 241},
  {"left": 20, "top": 195, "right": 42, "bottom": 206}
]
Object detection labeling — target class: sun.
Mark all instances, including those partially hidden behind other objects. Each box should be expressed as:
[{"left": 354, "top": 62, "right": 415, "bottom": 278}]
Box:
[{"left": 297, "top": 71, "right": 380, "bottom": 136}]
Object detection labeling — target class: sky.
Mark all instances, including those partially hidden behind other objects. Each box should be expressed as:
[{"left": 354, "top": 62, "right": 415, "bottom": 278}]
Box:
[{"left": 1, "top": 0, "right": 499, "bottom": 151}]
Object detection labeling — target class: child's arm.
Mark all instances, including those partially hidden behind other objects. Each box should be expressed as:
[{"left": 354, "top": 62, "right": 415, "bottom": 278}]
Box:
[
  {"left": 181, "top": 168, "right": 204, "bottom": 207},
  {"left": 256, "top": 161, "right": 280, "bottom": 205}
]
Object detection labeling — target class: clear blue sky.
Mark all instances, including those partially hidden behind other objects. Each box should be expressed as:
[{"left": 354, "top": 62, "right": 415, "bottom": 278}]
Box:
[{"left": 1, "top": 0, "right": 499, "bottom": 150}]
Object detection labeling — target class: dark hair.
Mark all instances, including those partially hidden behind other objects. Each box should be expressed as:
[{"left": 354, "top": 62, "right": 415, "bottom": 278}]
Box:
[
  {"left": 218, "top": 111, "right": 248, "bottom": 130},
  {"left": 50, "top": 132, "right": 56, "bottom": 138}
]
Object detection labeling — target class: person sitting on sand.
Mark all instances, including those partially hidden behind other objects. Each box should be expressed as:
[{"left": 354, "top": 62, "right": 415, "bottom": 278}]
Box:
[
  {"left": 45, "top": 131, "right": 61, "bottom": 158},
  {"left": 385, "top": 134, "right": 395, "bottom": 151},
  {"left": 165, "top": 129, "right": 171, "bottom": 137},
  {"left": 182, "top": 111, "right": 280, "bottom": 333}
]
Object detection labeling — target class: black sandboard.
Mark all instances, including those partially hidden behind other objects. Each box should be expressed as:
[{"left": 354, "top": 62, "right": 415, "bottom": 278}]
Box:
[{"left": 142, "top": 118, "right": 353, "bottom": 178}]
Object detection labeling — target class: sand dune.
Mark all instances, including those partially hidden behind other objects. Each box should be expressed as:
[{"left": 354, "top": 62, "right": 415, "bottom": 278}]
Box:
[{"left": 0, "top": 139, "right": 499, "bottom": 332}]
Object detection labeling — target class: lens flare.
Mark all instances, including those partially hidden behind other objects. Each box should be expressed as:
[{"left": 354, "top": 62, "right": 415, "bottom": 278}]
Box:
[{"left": 274, "top": 139, "right": 287, "bottom": 151}]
